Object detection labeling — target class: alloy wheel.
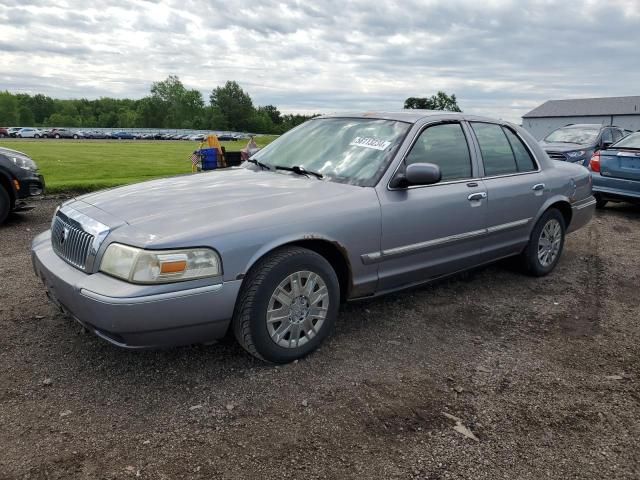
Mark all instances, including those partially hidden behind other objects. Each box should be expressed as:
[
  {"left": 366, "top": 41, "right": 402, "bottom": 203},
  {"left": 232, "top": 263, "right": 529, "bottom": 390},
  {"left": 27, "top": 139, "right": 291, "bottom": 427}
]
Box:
[
  {"left": 537, "top": 218, "right": 562, "bottom": 267},
  {"left": 266, "top": 270, "right": 329, "bottom": 349}
]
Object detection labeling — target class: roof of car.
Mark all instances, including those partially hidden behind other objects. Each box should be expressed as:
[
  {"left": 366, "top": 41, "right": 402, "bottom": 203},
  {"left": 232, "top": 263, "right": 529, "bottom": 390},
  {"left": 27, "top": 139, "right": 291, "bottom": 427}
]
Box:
[{"left": 319, "top": 111, "right": 499, "bottom": 124}]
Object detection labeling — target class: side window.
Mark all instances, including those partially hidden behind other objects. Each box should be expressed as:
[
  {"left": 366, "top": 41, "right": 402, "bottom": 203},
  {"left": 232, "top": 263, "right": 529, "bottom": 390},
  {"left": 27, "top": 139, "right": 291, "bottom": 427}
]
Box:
[
  {"left": 503, "top": 128, "right": 537, "bottom": 172},
  {"left": 612, "top": 129, "right": 623, "bottom": 142},
  {"left": 601, "top": 128, "right": 613, "bottom": 144},
  {"left": 405, "top": 123, "right": 472, "bottom": 182},
  {"left": 471, "top": 122, "right": 518, "bottom": 176}
]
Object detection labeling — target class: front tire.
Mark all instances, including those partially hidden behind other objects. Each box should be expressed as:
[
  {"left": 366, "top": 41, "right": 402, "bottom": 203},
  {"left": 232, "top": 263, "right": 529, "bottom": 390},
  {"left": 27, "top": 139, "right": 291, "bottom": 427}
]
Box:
[
  {"left": 522, "top": 209, "right": 566, "bottom": 276},
  {"left": 34, "top": 134, "right": 40, "bottom": 138},
  {"left": 54, "top": 134, "right": 60, "bottom": 139},
  {"left": 0, "top": 186, "right": 10, "bottom": 225},
  {"left": 233, "top": 247, "right": 340, "bottom": 363}
]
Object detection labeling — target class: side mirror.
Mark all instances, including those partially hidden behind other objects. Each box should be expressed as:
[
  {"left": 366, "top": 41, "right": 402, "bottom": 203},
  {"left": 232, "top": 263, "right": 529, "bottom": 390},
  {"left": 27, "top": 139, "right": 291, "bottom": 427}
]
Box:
[
  {"left": 601, "top": 140, "right": 613, "bottom": 149},
  {"left": 390, "top": 162, "right": 442, "bottom": 188}
]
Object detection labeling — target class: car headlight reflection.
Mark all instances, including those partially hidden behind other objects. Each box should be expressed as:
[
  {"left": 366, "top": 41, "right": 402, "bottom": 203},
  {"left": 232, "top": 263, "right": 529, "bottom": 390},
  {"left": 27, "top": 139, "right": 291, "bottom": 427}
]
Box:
[
  {"left": 100, "top": 243, "right": 221, "bottom": 284},
  {"left": 10, "top": 155, "right": 38, "bottom": 171}
]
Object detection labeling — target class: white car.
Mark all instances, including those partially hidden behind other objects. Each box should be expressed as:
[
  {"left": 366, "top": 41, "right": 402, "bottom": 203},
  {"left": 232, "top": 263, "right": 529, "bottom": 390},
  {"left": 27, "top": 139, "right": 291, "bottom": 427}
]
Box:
[{"left": 16, "top": 128, "right": 43, "bottom": 138}]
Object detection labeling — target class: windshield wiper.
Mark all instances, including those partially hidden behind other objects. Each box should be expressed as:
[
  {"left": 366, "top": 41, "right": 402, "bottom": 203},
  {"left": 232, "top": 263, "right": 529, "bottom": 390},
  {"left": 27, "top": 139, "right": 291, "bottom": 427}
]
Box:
[
  {"left": 274, "top": 165, "right": 324, "bottom": 179},
  {"left": 246, "top": 158, "right": 270, "bottom": 170}
]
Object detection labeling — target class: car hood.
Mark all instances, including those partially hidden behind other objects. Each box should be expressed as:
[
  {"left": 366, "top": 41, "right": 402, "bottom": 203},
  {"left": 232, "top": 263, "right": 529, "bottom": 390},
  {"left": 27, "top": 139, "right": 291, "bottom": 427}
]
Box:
[
  {"left": 0, "top": 146, "right": 29, "bottom": 157},
  {"left": 539, "top": 142, "right": 589, "bottom": 152},
  {"left": 70, "top": 168, "right": 367, "bottom": 246}
]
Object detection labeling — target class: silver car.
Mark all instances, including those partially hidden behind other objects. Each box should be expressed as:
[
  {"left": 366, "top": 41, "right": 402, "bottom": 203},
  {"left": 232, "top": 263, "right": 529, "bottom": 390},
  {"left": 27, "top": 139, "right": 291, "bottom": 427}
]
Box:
[{"left": 31, "top": 112, "right": 595, "bottom": 363}]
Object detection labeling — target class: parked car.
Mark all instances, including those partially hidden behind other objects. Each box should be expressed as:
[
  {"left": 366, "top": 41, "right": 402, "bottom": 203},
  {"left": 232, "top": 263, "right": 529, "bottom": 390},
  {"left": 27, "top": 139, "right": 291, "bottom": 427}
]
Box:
[
  {"left": 0, "top": 147, "right": 45, "bottom": 225},
  {"left": 217, "top": 133, "right": 238, "bottom": 141},
  {"left": 590, "top": 131, "right": 640, "bottom": 208},
  {"left": 48, "top": 128, "right": 81, "bottom": 139},
  {"left": 31, "top": 112, "right": 594, "bottom": 362},
  {"left": 7, "top": 127, "right": 22, "bottom": 137},
  {"left": 540, "top": 124, "right": 628, "bottom": 166},
  {"left": 16, "top": 128, "right": 43, "bottom": 138},
  {"left": 85, "top": 131, "right": 109, "bottom": 139},
  {"left": 111, "top": 131, "right": 135, "bottom": 140},
  {"left": 0, "top": 127, "right": 9, "bottom": 138}
]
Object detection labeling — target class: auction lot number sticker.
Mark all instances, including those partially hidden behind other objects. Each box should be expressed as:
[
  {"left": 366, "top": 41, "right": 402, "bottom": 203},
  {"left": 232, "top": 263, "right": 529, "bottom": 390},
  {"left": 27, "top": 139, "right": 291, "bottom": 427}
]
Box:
[{"left": 350, "top": 137, "right": 392, "bottom": 150}]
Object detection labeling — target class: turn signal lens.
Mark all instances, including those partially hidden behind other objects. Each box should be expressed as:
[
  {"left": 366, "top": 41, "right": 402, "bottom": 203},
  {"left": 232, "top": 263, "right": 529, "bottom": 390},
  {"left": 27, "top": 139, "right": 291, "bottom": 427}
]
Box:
[
  {"left": 160, "top": 259, "right": 188, "bottom": 274},
  {"left": 589, "top": 151, "right": 601, "bottom": 173}
]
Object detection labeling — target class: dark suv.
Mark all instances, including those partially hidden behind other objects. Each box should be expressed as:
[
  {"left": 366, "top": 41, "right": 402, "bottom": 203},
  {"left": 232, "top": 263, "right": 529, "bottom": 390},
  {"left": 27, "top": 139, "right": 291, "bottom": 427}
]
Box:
[
  {"left": 539, "top": 124, "right": 628, "bottom": 167},
  {"left": 0, "top": 147, "right": 45, "bottom": 225}
]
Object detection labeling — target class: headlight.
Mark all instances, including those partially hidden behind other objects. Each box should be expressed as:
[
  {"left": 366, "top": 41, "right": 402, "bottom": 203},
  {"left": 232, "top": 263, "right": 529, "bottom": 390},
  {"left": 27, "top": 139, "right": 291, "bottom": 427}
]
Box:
[
  {"left": 10, "top": 155, "right": 38, "bottom": 171},
  {"left": 566, "top": 150, "right": 586, "bottom": 159},
  {"left": 100, "top": 243, "right": 221, "bottom": 284}
]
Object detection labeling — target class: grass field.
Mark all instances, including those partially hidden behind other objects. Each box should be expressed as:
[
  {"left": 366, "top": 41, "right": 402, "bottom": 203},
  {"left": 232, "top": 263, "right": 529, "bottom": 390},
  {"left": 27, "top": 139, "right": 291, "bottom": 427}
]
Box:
[{"left": 0, "top": 137, "right": 277, "bottom": 193}]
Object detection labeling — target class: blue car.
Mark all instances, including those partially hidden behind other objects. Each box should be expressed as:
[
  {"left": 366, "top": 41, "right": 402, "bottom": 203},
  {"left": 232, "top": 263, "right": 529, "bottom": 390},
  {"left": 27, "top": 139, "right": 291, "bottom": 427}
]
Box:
[
  {"left": 590, "top": 132, "right": 640, "bottom": 208},
  {"left": 540, "top": 124, "right": 628, "bottom": 167}
]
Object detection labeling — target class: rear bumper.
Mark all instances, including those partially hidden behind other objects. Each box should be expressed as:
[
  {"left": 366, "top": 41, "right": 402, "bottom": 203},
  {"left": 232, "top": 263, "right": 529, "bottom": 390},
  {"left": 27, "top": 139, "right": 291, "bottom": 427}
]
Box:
[
  {"left": 568, "top": 196, "right": 596, "bottom": 234},
  {"left": 31, "top": 231, "right": 241, "bottom": 348},
  {"left": 592, "top": 174, "right": 640, "bottom": 202}
]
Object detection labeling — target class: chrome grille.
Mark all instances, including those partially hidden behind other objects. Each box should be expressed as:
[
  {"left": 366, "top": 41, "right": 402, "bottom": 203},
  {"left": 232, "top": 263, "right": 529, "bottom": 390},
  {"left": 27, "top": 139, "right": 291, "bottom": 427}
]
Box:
[
  {"left": 51, "top": 215, "right": 95, "bottom": 270},
  {"left": 547, "top": 151, "right": 567, "bottom": 161}
]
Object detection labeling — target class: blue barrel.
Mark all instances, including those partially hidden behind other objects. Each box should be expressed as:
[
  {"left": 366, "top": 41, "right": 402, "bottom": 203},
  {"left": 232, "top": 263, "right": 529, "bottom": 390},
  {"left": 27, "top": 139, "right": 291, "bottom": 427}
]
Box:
[{"left": 199, "top": 148, "right": 218, "bottom": 170}]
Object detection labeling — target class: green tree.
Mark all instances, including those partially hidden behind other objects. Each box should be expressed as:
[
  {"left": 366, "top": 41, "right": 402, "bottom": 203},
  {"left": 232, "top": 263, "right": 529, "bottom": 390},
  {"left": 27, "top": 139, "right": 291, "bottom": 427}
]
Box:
[
  {"left": 404, "top": 91, "right": 462, "bottom": 112},
  {"left": 0, "top": 91, "right": 19, "bottom": 125},
  {"left": 209, "top": 81, "right": 255, "bottom": 131}
]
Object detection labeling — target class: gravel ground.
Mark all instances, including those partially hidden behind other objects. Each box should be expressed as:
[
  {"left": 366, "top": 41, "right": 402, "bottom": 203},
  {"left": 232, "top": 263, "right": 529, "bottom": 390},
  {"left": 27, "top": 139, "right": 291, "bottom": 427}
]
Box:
[{"left": 1, "top": 198, "right": 639, "bottom": 479}]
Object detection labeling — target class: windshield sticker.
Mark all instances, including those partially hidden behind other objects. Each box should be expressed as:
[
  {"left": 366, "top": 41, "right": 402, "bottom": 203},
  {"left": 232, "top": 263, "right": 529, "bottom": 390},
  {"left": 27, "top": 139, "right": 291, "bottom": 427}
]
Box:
[{"left": 349, "top": 137, "right": 392, "bottom": 151}]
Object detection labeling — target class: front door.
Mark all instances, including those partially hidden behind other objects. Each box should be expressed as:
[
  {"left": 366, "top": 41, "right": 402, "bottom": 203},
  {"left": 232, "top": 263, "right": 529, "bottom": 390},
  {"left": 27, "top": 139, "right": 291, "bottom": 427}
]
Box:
[{"left": 373, "top": 121, "right": 489, "bottom": 293}]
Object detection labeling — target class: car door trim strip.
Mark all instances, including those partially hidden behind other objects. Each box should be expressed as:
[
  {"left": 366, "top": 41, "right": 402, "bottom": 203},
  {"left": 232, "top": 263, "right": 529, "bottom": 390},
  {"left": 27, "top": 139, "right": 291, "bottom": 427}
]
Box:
[{"left": 361, "top": 218, "right": 531, "bottom": 264}]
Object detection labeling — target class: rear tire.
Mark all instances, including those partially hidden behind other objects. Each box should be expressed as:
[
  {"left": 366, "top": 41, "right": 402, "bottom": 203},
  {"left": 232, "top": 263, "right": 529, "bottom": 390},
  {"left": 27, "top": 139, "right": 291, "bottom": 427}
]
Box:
[
  {"left": 595, "top": 195, "right": 608, "bottom": 209},
  {"left": 0, "top": 186, "right": 10, "bottom": 225},
  {"left": 55, "top": 134, "right": 60, "bottom": 139},
  {"left": 233, "top": 247, "right": 340, "bottom": 363},
  {"left": 522, "top": 209, "right": 566, "bottom": 277}
]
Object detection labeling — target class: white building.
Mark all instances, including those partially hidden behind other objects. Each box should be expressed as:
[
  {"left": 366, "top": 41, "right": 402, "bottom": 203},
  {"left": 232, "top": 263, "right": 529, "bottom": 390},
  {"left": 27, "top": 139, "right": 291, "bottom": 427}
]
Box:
[{"left": 522, "top": 96, "right": 640, "bottom": 140}]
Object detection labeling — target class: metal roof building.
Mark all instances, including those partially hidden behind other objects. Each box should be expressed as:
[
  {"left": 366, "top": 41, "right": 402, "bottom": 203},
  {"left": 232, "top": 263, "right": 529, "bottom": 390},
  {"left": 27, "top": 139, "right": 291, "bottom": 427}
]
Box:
[{"left": 522, "top": 96, "right": 640, "bottom": 140}]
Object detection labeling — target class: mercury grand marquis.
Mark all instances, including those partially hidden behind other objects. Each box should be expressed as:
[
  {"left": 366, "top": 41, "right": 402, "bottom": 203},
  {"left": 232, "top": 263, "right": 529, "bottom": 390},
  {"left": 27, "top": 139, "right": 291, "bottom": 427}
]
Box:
[{"left": 32, "top": 112, "right": 595, "bottom": 363}]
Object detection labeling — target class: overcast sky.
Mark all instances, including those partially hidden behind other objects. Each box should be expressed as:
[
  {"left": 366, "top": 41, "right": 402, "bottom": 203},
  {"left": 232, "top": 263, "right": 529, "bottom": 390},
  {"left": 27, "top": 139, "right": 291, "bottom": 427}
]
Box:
[{"left": 1, "top": 0, "right": 639, "bottom": 122}]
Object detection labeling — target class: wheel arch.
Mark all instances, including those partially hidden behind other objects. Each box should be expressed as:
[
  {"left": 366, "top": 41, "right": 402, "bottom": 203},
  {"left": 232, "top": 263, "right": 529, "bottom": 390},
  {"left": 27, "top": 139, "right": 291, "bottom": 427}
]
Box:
[
  {"left": 240, "top": 236, "right": 353, "bottom": 303},
  {"left": 534, "top": 195, "right": 572, "bottom": 230},
  {"left": 0, "top": 171, "right": 16, "bottom": 208}
]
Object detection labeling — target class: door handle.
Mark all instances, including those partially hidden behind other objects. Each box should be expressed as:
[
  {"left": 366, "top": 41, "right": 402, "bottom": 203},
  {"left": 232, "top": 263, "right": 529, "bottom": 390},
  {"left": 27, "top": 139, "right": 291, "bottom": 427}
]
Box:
[
  {"left": 532, "top": 183, "right": 545, "bottom": 191},
  {"left": 468, "top": 192, "right": 487, "bottom": 201}
]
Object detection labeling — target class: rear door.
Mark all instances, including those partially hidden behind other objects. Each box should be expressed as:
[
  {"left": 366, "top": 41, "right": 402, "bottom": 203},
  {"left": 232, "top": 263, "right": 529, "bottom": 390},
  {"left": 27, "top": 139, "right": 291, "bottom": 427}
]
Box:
[{"left": 469, "top": 122, "right": 547, "bottom": 256}]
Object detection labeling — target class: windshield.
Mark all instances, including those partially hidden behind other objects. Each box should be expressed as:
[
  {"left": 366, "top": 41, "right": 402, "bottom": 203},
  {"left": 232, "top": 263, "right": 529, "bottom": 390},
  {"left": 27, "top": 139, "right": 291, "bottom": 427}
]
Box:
[
  {"left": 248, "top": 117, "right": 410, "bottom": 186},
  {"left": 544, "top": 126, "right": 599, "bottom": 145},
  {"left": 612, "top": 132, "right": 640, "bottom": 149}
]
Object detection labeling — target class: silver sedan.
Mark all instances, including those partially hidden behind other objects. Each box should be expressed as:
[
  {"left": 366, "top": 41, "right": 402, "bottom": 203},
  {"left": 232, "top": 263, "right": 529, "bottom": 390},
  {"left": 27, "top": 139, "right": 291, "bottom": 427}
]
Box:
[{"left": 31, "top": 111, "right": 595, "bottom": 362}]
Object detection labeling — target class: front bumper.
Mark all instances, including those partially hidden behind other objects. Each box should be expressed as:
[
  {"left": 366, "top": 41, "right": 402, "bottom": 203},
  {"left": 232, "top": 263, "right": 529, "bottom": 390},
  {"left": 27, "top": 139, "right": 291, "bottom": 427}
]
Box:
[
  {"left": 16, "top": 172, "right": 45, "bottom": 199},
  {"left": 568, "top": 196, "right": 596, "bottom": 234},
  {"left": 31, "top": 231, "right": 241, "bottom": 348}
]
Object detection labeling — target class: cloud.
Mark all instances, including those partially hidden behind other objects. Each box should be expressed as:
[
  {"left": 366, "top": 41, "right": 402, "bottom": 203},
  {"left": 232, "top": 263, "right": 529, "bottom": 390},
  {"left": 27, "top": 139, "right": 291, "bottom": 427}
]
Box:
[{"left": 0, "top": 0, "right": 639, "bottom": 121}]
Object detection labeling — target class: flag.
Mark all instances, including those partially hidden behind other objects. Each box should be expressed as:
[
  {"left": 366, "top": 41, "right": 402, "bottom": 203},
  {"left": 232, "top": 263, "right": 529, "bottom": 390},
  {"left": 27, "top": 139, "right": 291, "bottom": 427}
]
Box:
[{"left": 190, "top": 152, "right": 200, "bottom": 166}]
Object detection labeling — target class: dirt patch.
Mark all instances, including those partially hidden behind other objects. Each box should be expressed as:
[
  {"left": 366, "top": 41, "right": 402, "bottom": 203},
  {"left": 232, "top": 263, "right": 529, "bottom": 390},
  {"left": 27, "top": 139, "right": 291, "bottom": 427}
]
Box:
[{"left": 1, "top": 198, "right": 639, "bottom": 479}]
